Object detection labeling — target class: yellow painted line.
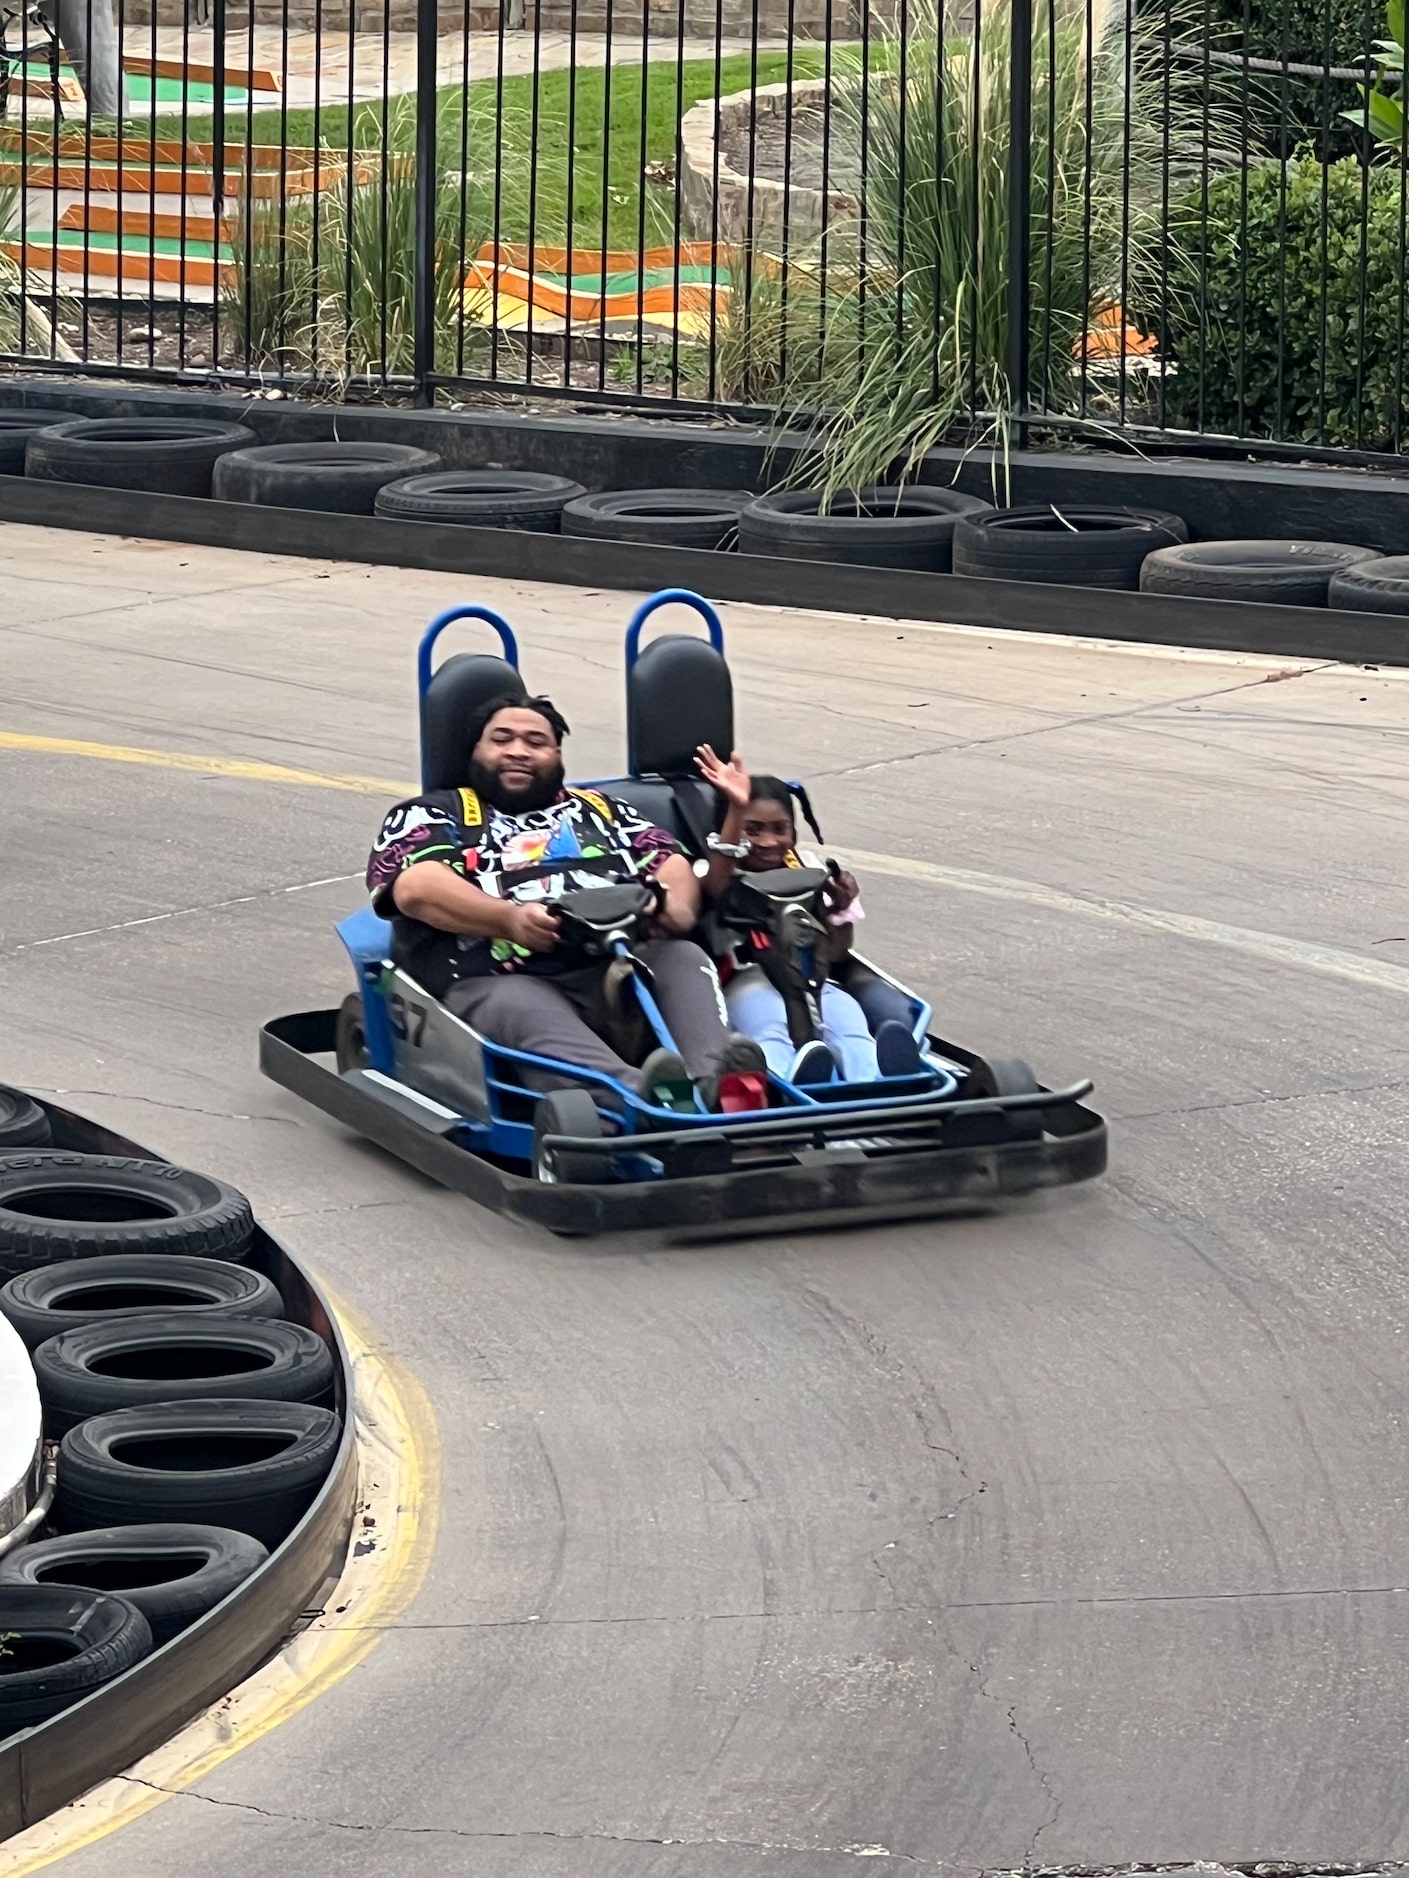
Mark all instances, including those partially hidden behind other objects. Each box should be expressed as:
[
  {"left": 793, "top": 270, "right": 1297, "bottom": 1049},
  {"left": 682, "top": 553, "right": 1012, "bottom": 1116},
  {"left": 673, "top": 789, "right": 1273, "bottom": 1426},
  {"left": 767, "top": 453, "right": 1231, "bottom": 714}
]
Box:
[
  {"left": 0, "top": 1289, "right": 439, "bottom": 1876},
  {"left": 6, "top": 725, "right": 1404, "bottom": 998},
  {"left": 0, "top": 730, "right": 406, "bottom": 798}
]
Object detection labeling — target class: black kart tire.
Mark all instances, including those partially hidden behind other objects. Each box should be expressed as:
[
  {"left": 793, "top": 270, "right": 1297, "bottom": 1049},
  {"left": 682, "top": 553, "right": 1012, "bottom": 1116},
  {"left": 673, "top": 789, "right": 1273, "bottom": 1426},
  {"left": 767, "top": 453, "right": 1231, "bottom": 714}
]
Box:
[
  {"left": 1, "top": 1254, "right": 283, "bottom": 1351},
  {"left": 532, "top": 1089, "right": 608, "bottom": 1185},
  {"left": 374, "top": 470, "right": 585, "bottom": 530},
  {"left": 56, "top": 1400, "right": 342, "bottom": 1548},
  {"left": 1326, "top": 555, "right": 1409, "bottom": 614},
  {"left": 1140, "top": 538, "right": 1380, "bottom": 606},
  {"left": 335, "top": 994, "right": 369, "bottom": 1074},
  {"left": 0, "top": 1084, "right": 51, "bottom": 1149},
  {"left": 0, "top": 412, "right": 67, "bottom": 476},
  {"left": 0, "top": 1153, "right": 254, "bottom": 1276},
  {"left": 212, "top": 442, "right": 443, "bottom": 514},
  {"left": 562, "top": 488, "right": 753, "bottom": 551},
  {"left": 35, "top": 1314, "right": 336, "bottom": 1437},
  {"left": 0, "top": 1587, "right": 152, "bottom": 1733},
  {"left": 741, "top": 485, "right": 992, "bottom": 571},
  {"left": 966, "top": 1055, "right": 1043, "bottom": 1140},
  {"left": 0, "top": 1523, "right": 268, "bottom": 1646},
  {"left": 26, "top": 418, "right": 256, "bottom": 497},
  {"left": 953, "top": 506, "right": 1189, "bottom": 589}
]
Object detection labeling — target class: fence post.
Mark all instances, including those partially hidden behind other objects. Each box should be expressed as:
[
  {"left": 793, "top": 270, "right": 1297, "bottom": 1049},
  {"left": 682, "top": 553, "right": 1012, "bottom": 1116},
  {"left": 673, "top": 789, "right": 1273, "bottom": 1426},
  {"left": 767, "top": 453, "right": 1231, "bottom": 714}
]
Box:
[
  {"left": 412, "top": 0, "right": 439, "bottom": 402},
  {"left": 1005, "top": 0, "right": 1033, "bottom": 448}
]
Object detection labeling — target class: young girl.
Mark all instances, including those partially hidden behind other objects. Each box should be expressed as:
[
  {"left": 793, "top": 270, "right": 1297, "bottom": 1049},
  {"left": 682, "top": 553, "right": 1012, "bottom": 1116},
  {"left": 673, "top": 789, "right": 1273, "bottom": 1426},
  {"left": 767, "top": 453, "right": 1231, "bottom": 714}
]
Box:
[{"left": 694, "top": 747, "right": 924, "bottom": 1084}]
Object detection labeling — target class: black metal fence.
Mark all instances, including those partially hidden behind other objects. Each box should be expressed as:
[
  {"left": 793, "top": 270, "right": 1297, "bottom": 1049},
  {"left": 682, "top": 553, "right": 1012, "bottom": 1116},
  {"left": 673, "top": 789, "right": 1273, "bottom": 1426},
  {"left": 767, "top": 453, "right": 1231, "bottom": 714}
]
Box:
[{"left": 0, "top": 0, "right": 1404, "bottom": 459}]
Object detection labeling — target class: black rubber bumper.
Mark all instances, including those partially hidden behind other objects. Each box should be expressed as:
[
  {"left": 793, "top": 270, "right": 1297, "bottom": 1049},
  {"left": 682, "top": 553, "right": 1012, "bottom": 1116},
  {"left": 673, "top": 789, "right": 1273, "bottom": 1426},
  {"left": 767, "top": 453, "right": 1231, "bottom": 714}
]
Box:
[{"left": 259, "top": 1010, "right": 1108, "bottom": 1238}]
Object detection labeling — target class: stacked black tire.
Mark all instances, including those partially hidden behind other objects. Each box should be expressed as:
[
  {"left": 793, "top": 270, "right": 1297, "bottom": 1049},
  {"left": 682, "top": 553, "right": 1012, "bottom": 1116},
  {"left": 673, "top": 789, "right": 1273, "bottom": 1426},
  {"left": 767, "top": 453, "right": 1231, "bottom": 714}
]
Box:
[{"left": 0, "top": 1087, "right": 341, "bottom": 1736}]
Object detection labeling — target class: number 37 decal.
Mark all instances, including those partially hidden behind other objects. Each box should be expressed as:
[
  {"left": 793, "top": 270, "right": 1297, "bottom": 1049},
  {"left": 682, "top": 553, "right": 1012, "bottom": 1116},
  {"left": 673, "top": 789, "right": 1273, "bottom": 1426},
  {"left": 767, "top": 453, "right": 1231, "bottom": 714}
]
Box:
[{"left": 388, "top": 992, "right": 428, "bottom": 1046}]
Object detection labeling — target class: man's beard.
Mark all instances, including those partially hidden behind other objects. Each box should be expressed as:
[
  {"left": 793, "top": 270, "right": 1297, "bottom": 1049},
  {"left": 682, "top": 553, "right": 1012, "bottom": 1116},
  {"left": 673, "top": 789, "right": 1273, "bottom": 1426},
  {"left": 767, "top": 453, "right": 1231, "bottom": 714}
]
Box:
[{"left": 468, "top": 757, "right": 566, "bottom": 813}]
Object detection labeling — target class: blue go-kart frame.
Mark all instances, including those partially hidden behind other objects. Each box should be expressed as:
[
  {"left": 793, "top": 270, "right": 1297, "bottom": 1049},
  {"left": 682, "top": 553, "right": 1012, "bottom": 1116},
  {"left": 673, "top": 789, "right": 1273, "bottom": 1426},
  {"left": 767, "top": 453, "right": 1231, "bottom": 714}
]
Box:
[{"left": 260, "top": 589, "right": 1107, "bottom": 1237}]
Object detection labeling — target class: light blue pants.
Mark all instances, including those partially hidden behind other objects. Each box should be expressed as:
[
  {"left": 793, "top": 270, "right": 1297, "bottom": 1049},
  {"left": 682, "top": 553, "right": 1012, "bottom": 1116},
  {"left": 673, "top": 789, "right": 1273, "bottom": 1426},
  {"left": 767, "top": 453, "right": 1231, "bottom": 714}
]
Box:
[{"left": 724, "top": 967, "right": 880, "bottom": 1081}]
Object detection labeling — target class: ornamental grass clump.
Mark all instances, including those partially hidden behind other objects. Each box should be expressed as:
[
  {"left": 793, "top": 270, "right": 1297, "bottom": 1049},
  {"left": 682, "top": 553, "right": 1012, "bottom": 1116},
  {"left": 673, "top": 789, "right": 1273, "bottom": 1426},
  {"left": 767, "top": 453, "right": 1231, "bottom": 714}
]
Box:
[{"left": 803, "top": 0, "right": 1242, "bottom": 495}]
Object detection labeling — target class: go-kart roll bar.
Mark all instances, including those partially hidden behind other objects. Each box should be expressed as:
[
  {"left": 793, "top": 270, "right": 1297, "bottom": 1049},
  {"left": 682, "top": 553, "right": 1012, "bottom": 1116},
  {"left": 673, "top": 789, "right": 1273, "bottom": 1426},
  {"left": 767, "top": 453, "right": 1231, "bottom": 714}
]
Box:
[
  {"left": 624, "top": 589, "right": 725, "bottom": 669},
  {"left": 417, "top": 605, "right": 521, "bottom": 703}
]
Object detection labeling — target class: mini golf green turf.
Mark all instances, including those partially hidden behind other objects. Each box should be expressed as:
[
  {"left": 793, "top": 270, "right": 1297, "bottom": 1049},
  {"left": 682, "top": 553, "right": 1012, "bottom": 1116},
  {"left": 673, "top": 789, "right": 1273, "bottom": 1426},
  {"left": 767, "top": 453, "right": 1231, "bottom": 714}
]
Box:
[
  {"left": 54, "top": 228, "right": 226, "bottom": 259},
  {"left": 56, "top": 67, "right": 252, "bottom": 105},
  {"left": 538, "top": 265, "right": 724, "bottom": 293}
]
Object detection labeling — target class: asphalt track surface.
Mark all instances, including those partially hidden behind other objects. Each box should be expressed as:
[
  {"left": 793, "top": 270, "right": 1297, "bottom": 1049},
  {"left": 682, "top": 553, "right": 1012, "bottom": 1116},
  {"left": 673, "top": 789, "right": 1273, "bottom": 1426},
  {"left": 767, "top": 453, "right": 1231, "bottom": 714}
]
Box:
[{"left": 3, "top": 522, "right": 1409, "bottom": 1875}]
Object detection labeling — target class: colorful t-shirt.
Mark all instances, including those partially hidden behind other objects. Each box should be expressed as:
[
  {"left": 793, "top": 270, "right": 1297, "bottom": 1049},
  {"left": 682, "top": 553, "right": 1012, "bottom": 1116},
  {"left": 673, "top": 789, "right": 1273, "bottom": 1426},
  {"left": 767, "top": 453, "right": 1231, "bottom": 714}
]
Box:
[{"left": 367, "top": 785, "right": 679, "bottom": 994}]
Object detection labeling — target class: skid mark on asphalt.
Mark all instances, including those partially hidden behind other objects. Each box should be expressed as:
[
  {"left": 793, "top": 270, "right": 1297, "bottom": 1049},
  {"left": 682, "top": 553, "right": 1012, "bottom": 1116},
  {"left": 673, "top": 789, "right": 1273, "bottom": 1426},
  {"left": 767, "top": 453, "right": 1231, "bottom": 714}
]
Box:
[{"left": 5, "top": 730, "right": 1408, "bottom": 1000}]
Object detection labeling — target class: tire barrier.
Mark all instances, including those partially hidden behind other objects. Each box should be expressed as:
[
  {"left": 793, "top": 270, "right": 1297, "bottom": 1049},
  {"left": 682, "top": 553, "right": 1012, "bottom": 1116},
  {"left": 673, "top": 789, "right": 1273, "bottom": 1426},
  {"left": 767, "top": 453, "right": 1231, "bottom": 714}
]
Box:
[
  {"left": 0, "top": 1523, "right": 268, "bottom": 1647},
  {"left": 1, "top": 1255, "right": 284, "bottom": 1351},
  {"left": 25, "top": 420, "right": 257, "bottom": 499},
  {"left": 740, "top": 485, "right": 992, "bottom": 571},
  {"left": 0, "top": 1095, "right": 354, "bottom": 1836},
  {"left": 375, "top": 470, "right": 586, "bottom": 530},
  {"left": 953, "top": 505, "right": 1190, "bottom": 589},
  {"left": 0, "top": 1154, "right": 255, "bottom": 1273},
  {"left": 0, "top": 415, "right": 64, "bottom": 478},
  {"left": 0, "top": 1086, "right": 50, "bottom": 1151},
  {"left": 1327, "top": 554, "right": 1409, "bottom": 614},
  {"left": 34, "top": 1317, "right": 336, "bottom": 1437},
  {"left": 211, "top": 442, "right": 444, "bottom": 515},
  {"left": 0, "top": 1587, "right": 153, "bottom": 1736},
  {"left": 55, "top": 1400, "right": 343, "bottom": 1547},
  {"left": 562, "top": 488, "right": 753, "bottom": 551},
  {"left": 1140, "top": 538, "right": 1382, "bottom": 605}
]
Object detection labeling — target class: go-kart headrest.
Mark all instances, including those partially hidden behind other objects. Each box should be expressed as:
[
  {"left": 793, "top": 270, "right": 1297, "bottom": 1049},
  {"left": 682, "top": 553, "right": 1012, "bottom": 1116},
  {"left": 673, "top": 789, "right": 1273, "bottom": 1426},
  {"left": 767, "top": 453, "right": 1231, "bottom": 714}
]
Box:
[
  {"left": 420, "top": 652, "right": 527, "bottom": 791},
  {"left": 628, "top": 633, "right": 733, "bottom": 778}
]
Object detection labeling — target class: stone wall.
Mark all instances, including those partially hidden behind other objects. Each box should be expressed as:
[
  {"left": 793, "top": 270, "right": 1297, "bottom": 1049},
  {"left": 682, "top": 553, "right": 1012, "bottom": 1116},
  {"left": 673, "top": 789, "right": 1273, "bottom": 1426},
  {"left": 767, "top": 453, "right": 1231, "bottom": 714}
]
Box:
[
  {"left": 125, "top": 0, "right": 857, "bottom": 31},
  {"left": 679, "top": 78, "right": 857, "bottom": 249}
]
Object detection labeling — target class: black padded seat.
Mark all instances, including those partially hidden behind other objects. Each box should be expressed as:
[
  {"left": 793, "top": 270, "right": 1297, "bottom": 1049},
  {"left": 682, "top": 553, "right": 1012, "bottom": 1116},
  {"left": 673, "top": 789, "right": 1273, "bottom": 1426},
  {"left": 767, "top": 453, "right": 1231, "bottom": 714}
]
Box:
[
  {"left": 595, "top": 775, "right": 719, "bottom": 853},
  {"left": 627, "top": 634, "right": 733, "bottom": 781},
  {"left": 420, "top": 653, "right": 527, "bottom": 791}
]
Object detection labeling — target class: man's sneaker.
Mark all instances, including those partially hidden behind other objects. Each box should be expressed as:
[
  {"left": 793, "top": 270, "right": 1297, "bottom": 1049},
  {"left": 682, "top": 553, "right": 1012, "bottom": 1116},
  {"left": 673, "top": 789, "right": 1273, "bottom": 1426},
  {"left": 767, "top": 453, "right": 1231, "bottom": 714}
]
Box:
[
  {"left": 875, "top": 1020, "right": 926, "bottom": 1078},
  {"left": 789, "top": 1040, "right": 838, "bottom": 1085},
  {"left": 701, "top": 1035, "right": 769, "bottom": 1113},
  {"left": 637, "top": 1046, "right": 691, "bottom": 1110}
]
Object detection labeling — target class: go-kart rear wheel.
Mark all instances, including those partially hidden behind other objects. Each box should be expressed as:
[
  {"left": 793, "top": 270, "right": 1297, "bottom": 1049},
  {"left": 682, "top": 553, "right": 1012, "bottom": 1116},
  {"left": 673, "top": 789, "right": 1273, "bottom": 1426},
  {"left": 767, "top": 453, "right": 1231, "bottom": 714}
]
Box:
[
  {"left": 335, "top": 995, "right": 369, "bottom": 1075},
  {"left": 965, "top": 1056, "right": 1043, "bottom": 1140},
  {"left": 532, "top": 1090, "right": 608, "bottom": 1186}
]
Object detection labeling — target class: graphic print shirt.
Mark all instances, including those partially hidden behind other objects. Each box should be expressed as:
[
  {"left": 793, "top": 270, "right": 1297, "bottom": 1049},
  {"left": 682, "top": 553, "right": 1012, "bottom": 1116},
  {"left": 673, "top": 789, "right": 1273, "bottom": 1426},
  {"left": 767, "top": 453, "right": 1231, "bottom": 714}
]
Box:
[{"left": 366, "top": 786, "right": 680, "bottom": 995}]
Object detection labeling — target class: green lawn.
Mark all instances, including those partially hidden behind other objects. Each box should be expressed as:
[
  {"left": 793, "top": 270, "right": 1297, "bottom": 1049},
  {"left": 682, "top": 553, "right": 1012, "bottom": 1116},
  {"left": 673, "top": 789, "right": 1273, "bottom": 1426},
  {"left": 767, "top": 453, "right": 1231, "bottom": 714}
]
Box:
[{"left": 182, "top": 52, "right": 830, "bottom": 248}]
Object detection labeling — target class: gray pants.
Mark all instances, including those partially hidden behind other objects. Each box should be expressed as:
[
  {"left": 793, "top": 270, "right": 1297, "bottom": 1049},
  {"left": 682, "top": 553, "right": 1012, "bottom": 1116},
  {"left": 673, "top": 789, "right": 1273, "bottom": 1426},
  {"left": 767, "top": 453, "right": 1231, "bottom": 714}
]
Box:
[
  {"left": 48, "top": 0, "right": 128, "bottom": 118},
  {"left": 446, "top": 940, "right": 733, "bottom": 1094}
]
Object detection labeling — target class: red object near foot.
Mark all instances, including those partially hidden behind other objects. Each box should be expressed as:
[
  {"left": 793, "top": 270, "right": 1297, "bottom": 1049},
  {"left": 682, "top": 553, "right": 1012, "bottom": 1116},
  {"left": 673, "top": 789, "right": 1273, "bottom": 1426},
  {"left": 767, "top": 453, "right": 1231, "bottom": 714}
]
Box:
[{"left": 718, "top": 1070, "right": 768, "bottom": 1113}]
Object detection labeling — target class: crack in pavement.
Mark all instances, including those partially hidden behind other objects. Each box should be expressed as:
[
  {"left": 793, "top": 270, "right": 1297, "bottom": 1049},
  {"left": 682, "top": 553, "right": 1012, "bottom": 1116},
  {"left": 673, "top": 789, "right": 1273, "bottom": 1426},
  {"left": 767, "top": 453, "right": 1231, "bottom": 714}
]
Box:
[
  {"left": 117, "top": 1779, "right": 932, "bottom": 1863},
  {"left": 2, "top": 872, "right": 360, "bottom": 955},
  {"left": 19, "top": 1085, "right": 300, "bottom": 1126},
  {"left": 327, "top": 1574, "right": 1409, "bottom": 1632},
  {"left": 810, "top": 664, "right": 1338, "bottom": 784},
  {"left": 1115, "top": 1075, "right": 1409, "bottom": 1125}
]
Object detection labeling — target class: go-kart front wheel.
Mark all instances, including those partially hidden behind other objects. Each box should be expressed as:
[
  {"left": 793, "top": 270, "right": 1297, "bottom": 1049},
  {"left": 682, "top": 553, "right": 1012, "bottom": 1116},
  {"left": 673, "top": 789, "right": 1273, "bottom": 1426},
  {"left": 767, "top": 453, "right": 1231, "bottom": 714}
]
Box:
[
  {"left": 965, "top": 1055, "right": 1043, "bottom": 1140},
  {"left": 532, "top": 1090, "right": 609, "bottom": 1185},
  {"left": 335, "top": 994, "right": 369, "bottom": 1074}
]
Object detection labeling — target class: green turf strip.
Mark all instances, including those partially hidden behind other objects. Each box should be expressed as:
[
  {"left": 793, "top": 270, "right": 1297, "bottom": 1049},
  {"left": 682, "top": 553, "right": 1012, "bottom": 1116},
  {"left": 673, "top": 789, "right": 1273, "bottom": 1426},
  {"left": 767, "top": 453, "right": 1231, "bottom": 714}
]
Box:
[{"left": 55, "top": 228, "right": 224, "bottom": 259}]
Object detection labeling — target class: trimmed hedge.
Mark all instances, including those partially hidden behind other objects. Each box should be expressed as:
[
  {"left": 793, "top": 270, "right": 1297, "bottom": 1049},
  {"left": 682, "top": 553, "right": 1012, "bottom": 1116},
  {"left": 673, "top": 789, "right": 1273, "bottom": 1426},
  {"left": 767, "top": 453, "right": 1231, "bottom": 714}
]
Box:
[{"left": 1160, "top": 155, "right": 1409, "bottom": 449}]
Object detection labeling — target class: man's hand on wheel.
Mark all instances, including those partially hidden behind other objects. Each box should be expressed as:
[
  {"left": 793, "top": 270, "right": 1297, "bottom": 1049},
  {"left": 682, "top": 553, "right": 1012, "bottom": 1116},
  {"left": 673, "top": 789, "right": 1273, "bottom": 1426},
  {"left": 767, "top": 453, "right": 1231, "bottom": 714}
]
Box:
[{"left": 508, "top": 904, "right": 561, "bottom": 953}]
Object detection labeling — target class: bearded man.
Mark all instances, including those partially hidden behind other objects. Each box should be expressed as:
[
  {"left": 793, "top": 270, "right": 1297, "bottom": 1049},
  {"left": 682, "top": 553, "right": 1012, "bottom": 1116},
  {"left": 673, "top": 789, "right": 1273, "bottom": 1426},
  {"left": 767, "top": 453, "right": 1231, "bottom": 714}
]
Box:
[{"left": 366, "top": 693, "right": 766, "bottom": 1111}]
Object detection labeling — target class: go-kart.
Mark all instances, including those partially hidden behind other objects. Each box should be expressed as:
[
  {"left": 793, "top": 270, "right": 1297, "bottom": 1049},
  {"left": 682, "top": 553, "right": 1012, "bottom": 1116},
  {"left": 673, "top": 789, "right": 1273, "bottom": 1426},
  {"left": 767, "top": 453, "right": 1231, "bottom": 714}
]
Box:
[{"left": 259, "top": 589, "right": 1107, "bottom": 1236}]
